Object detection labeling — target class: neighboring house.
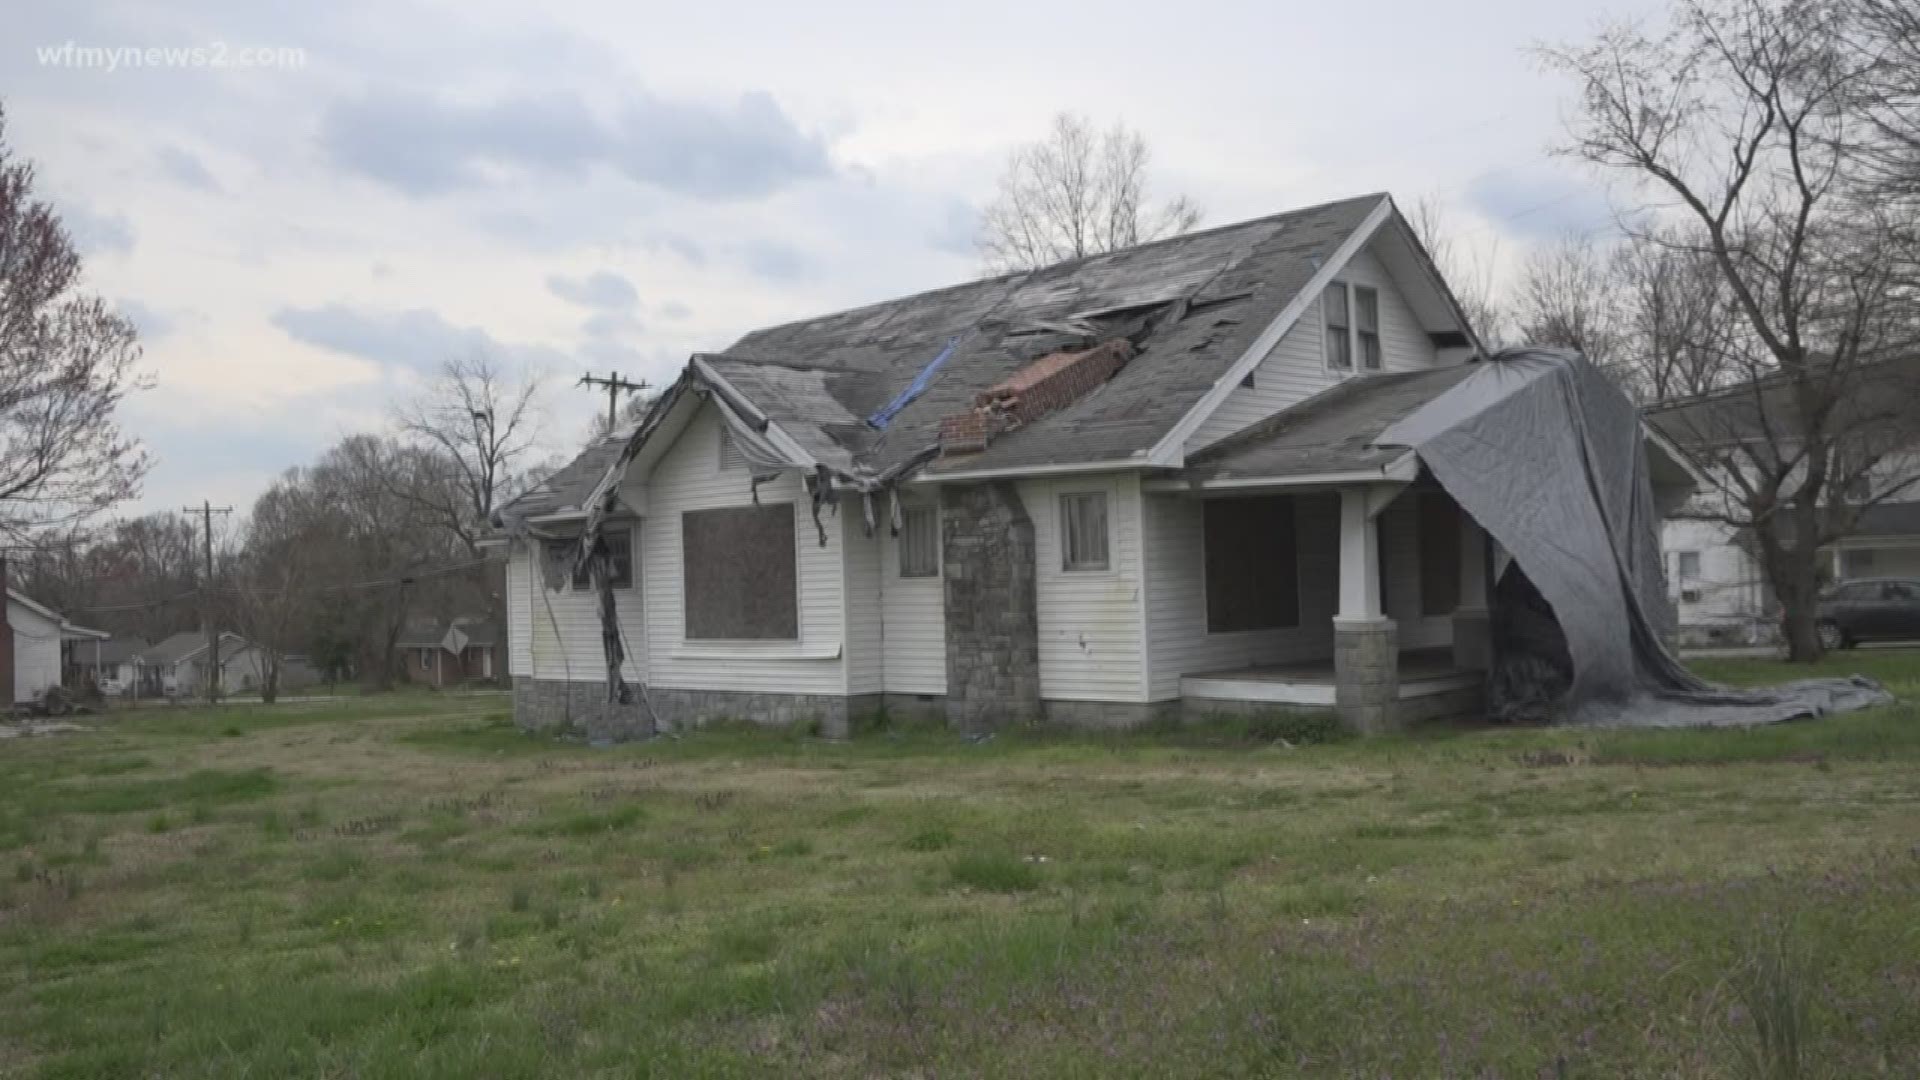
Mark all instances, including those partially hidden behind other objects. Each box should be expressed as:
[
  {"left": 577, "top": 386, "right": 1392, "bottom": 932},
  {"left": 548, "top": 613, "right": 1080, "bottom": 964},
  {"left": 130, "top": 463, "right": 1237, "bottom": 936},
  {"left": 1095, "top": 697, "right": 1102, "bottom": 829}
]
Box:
[
  {"left": 145, "top": 631, "right": 255, "bottom": 696},
  {"left": 493, "top": 192, "right": 1696, "bottom": 736},
  {"left": 220, "top": 641, "right": 321, "bottom": 694},
  {"left": 73, "top": 637, "right": 156, "bottom": 696},
  {"left": 2, "top": 585, "right": 107, "bottom": 705},
  {"left": 395, "top": 619, "right": 501, "bottom": 687},
  {"left": 1648, "top": 357, "right": 1920, "bottom": 645}
]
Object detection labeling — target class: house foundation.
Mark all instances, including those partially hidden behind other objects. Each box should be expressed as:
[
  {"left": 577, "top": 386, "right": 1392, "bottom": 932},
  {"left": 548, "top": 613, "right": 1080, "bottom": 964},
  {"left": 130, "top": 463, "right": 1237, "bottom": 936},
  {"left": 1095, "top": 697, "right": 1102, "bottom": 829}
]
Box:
[{"left": 511, "top": 678, "right": 861, "bottom": 740}]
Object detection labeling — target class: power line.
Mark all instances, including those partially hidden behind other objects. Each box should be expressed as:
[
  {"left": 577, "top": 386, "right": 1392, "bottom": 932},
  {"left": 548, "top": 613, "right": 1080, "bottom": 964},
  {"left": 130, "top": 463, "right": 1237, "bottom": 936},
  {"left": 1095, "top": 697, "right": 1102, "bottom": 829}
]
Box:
[{"left": 185, "top": 501, "right": 232, "bottom": 704}]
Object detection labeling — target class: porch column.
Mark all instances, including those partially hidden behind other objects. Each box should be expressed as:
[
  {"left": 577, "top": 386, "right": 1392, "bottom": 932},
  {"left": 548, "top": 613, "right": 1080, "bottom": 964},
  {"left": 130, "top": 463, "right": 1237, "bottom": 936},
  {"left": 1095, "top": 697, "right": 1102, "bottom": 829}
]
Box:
[
  {"left": 1335, "top": 486, "right": 1399, "bottom": 734},
  {"left": 1453, "top": 515, "right": 1492, "bottom": 670}
]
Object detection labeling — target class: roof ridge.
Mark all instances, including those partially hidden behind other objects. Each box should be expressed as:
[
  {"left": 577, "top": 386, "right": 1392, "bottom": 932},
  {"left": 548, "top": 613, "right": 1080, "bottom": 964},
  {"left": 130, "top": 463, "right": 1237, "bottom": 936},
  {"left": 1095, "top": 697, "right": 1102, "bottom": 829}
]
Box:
[{"left": 731, "top": 192, "right": 1389, "bottom": 349}]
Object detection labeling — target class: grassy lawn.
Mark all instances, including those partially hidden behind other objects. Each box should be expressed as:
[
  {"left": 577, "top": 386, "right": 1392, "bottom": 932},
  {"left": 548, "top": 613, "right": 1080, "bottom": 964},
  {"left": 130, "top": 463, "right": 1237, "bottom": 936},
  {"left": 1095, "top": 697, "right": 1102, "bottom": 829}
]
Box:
[{"left": 3, "top": 656, "right": 1919, "bottom": 1077}]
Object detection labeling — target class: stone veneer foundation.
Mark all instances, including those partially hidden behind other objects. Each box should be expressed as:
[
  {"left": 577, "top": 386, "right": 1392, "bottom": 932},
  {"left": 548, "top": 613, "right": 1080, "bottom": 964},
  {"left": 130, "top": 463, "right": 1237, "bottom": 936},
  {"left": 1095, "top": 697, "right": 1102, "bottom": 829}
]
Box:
[{"left": 512, "top": 678, "right": 865, "bottom": 740}]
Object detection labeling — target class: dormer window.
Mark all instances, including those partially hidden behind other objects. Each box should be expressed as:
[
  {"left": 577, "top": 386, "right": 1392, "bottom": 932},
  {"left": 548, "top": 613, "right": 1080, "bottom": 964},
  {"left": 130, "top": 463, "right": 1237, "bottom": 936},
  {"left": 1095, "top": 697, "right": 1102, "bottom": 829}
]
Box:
[{"left": 1323, "top": 282, "right": 1383, "bottom": 372}]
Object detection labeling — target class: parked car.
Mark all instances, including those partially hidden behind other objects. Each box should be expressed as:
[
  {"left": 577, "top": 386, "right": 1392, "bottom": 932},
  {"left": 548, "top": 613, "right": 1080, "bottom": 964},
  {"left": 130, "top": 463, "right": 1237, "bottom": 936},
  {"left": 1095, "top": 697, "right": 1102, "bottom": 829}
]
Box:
[{"left": 1815, "top": 578, "right": 1920, "bottom": 650}]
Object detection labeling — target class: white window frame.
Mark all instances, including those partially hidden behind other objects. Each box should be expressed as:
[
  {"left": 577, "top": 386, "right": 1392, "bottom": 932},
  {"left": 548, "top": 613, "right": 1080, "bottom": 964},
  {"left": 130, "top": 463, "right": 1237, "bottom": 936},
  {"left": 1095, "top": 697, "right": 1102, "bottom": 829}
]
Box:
[
  {"left": 1323, "top": 280, "right": 1383, "bottom": 373},
  {"left": 1322, "top": 281, "right": 1353, "bottom": 372},
  {"left": 1059, "top": 491, "right": 1111, "bottom": 572},
  {"left": 1675, "top": 550, "right": 1701, "bottom": 583},
  {"left": 897, "top": 504, "right": 940, "bottom": 578}
]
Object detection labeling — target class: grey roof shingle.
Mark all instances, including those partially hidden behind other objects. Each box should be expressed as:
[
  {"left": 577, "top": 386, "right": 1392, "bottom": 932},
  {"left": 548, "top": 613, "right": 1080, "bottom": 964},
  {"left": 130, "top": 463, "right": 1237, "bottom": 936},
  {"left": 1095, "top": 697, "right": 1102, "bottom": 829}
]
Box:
[
  {"left": 502, "top": 193, "right": 1392, "bottom": 518},
  {"left": 1187, "top": 365, "right": 1479, "bottom": 480}
]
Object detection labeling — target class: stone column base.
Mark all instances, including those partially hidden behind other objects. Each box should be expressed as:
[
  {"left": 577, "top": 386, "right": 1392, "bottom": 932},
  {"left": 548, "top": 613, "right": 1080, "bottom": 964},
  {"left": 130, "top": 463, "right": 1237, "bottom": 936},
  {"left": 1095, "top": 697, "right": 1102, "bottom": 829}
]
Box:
[
  {"left": 1334, "top": 617, "right": 1399, "bottom": 736},
  {"left": 1452, "top": 607, "right": 1492, "bottom": 670}
]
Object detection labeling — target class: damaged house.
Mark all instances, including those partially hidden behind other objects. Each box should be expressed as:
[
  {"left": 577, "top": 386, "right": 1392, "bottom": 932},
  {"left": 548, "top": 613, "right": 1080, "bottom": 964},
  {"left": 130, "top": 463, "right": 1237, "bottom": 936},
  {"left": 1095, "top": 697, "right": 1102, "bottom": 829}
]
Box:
[{"left": 493, "top": 192, "right": 1713, "bottom": 738}]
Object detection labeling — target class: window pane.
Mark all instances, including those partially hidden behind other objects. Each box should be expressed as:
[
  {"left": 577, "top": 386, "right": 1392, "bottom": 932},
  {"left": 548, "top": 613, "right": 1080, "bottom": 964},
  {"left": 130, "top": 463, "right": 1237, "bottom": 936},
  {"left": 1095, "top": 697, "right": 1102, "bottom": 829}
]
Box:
[
  {"left": 1354, "top": 287, "right": 1379, "bottom": 331},
  {"left": 1061, "top": 492, "right": 1109, "bottom": 571},
  {"left": 683, "top": 505, "right": 799, "bottom": 639},
  {"left": 899, "top": 505, "right": 938, "bottom": 577},
  {"left": 571, "top": 530, "right": 633, "bottom": 590},
  {"left": 1324, "top": 284, "right": 1349, "bottom": 327},
  {"left": 1327, "top": 329, "right": 1352, "bottom": 369},
  {"left": 1677, "top": 551, "right": 1701, "bottom": 582},
  {"left": 1360, "top": 331, "right": 1382, "bottom": 370}
]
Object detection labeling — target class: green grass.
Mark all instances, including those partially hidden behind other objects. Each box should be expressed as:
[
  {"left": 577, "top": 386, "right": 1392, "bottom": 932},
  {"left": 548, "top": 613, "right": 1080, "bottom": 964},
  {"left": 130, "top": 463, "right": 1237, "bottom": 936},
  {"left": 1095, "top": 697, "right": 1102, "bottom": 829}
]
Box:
[{"left": 0, "top": 653, "right": 1916, "bottom": 1076}]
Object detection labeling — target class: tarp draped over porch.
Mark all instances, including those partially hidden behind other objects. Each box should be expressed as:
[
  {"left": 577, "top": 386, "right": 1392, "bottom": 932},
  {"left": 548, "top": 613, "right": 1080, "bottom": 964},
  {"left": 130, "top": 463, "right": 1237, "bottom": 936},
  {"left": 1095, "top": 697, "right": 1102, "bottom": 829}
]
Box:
[{"left": 1381, "top": 347, "right": 1890, "bottom": 727}]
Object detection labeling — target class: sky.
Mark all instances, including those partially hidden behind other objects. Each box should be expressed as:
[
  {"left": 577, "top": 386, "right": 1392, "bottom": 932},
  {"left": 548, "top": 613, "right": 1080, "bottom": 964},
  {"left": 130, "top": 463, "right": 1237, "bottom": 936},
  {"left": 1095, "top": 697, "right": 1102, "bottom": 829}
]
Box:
[{"left": 2, "top": 0, "right": 1663, "bottom": 520}]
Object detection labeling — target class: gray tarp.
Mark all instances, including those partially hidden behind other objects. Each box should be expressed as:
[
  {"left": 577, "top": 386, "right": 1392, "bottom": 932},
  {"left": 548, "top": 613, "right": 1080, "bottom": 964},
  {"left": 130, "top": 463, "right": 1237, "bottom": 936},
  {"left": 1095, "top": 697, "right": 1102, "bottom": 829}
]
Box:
[{"left": 1380, "top": 347, "right": 1891, "bottom": 728}]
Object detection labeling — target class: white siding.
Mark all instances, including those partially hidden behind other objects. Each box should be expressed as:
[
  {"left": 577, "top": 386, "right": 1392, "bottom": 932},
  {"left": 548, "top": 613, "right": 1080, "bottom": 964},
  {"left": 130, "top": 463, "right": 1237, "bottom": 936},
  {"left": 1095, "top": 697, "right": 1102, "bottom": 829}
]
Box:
[
  {"left": 9, "top": 602, "right": 62, "bottom": 703},
  {"left": 1185, "top": 244, "right": 1443, "bottom": 453},
  {"left": 1662, "top": 517, "right": 1768, "bottom": 625},
  {"left": 1377, "top": 493, "right": 1451, "bottom": 649},
  {"left": 842, "top": 500, "right": 883, "bottom": 695},
  {"left": 1141, "top": 491, "right": 1340, "bottom": 701},
  {"left": 640, "top": 405, "right": 846, "bottom": 694},
  {"left": 879, "top": 495, "right": 947, "bottom": 695},
  {"left": 507, "top": 545, "right": 532, "bottom": 677},
  {"left": 518, "top": 523, "right": 646, "bottom": 684},
  {"left": 1025, "top": 473, "right": 1148, "bottom": 702}
]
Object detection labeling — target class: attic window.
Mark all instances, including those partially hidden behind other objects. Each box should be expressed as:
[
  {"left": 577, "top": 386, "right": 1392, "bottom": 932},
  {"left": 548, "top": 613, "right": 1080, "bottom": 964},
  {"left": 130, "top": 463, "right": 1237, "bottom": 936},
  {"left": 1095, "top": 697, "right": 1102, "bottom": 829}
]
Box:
[
  {"left": 1324, "top": 283, "right": 1352, "bottom": 370},
  {"left": 718, "top": 426, "right": 746, "bottom": 471}
]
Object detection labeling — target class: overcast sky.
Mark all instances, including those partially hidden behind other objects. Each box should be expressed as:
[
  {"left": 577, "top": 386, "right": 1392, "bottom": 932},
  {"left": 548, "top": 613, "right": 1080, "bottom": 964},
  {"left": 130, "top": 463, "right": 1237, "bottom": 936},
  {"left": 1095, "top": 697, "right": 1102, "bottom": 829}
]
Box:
[{"left": 3, "top": 0, "right": 1662, "bottom": 519}]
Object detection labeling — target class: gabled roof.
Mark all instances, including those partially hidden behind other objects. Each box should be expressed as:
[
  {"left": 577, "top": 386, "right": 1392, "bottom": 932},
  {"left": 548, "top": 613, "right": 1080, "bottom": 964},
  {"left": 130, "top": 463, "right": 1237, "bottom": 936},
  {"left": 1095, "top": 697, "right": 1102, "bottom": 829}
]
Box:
[
  {"left": 501, "top": 192, "right": 1477, "bottom": 521},
  {"left": 145, "top": 630, "right": 248, "bottom": 664},
  {"left": 1186, "top": 366, "right": 1479, "bottom": 482},
  {"left": 1646, "top": 352, "right": 1920, "bottom": 449}
]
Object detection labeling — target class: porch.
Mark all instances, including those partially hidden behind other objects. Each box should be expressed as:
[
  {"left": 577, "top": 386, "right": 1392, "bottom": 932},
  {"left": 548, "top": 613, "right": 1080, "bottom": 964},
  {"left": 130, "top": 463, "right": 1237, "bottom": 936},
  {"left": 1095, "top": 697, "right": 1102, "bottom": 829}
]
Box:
[{"left": 1181, "top": 647, "right": 1481, "bottom": 708}]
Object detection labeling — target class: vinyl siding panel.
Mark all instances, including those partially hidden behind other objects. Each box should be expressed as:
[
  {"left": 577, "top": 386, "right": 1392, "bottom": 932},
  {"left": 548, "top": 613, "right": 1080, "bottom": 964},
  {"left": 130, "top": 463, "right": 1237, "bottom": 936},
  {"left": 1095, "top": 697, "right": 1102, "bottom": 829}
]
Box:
[
  {"left": 507, "top": 545, "right": 532, "bottom": 677},
  {"left": 520, "top": 523, "right": 646, "bottom": 684},
  {"left": 1377, "top": 494, "right": 1451, "bottom": 650},
  {"left": 1142, "top": 491, "right": 1340, "bottom": 701},
  {"left": 1185, "top": 244, "right": 1443, "bottom": 453},
  {"left": 842, "top": 501, "right": 883, "bottom": 695},
  {"left": 9, "top": 603, "right": 62, "bottom": 704},
  {"left": 1026, "top": 473, "right": 1148, "bottom": 702},
  {"left": 640, "top": 405, "right": 846, "bottom": 694},
  {"left": 880, "top": 495, "right": 947, "bottom": 695}
]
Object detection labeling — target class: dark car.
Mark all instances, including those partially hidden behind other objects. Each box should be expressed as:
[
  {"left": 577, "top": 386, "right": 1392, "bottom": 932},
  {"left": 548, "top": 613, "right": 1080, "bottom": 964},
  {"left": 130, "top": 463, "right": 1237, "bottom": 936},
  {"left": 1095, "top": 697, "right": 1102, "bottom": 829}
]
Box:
[{"left": 1816, "top": 578, "right": 1920, "bottom": 650}]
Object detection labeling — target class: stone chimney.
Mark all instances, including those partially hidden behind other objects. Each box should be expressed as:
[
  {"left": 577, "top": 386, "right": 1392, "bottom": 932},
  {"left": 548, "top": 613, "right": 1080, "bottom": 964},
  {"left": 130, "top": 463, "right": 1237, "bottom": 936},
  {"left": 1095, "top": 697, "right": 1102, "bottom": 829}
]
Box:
[{"left": 939, "top": 338, "right": 1135, "bottom": 456}]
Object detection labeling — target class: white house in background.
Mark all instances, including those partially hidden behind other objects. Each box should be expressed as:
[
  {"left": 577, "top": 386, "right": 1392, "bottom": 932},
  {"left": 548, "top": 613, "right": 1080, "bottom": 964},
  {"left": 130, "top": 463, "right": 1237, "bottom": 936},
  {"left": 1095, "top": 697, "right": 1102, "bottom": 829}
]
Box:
[
  {"left": 144, "top": 631, "right": 256, "bottom": 696},
  {"left": 1648, "top": 357, "right": 1920, "bottom": 646},
  {"left": 493, "top": 192, "right": 1697, "bottom": 737},
  {"left": 5, "top": 589, "right": 107, "bottom": 704}
]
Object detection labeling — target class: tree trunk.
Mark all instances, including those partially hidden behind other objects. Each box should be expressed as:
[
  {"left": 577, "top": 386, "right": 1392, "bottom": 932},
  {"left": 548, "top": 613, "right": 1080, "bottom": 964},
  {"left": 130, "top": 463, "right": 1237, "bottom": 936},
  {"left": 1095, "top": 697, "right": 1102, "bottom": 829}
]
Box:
[
  {"left": 1760, "top": 530, "right": 1826, "bottom": 662},
  {"left": 262, "top": 659, "right": 280, "bottom": 704}
]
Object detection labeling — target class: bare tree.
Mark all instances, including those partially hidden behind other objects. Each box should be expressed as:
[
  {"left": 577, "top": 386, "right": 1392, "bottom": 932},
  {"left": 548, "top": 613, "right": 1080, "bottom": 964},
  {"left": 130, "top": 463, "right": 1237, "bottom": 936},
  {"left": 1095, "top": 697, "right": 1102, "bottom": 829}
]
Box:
[
  {"left": 0, "top": 103, "right": 147, "bottom": 538},
  {"left": 224, "top": 474, "right": 330, "bottom": 703},
  {"left": 392, "top": 351, "right": 543, "bottom": 554},
  {"left": 1544, "top": 0, "right": 1920, "bottom": 659},
  {"left": 977, "top": 113, "right": 1202, "bottom": 272},
  {"left": 1612, "top": 231, "right": 1747, "bottom": 401},
  {"left": 1847, "top": 0, "right": 1920, "bottom": 218},
  {"left": 1509, "top": 233, "right": 1626, "bottom": 375},
  {"left": 1406, "top": 195, "right": 1510, "bottom": 347}
]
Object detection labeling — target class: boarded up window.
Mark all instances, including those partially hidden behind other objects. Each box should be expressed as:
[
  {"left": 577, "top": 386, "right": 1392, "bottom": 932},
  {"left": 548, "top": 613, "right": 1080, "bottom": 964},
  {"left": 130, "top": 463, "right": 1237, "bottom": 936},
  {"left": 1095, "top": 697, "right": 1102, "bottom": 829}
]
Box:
[
  {"left": 570, "top": 529, "right": 634, "bottom": 590},
  {"left": 1418, "top": 493, "right": 1461, "bottom": 616},
  {"left": 683, "top": 504, "right": 798, "bottom": 639},
  {"left": 898, "top": 504, "right": 938, "bottom": 578},
  {"left": 1060, "top": 492, "right": 1110, "bottom": 571},
  {"left": 1203, "top": 496, "right": 1300, "bottom": 631}
]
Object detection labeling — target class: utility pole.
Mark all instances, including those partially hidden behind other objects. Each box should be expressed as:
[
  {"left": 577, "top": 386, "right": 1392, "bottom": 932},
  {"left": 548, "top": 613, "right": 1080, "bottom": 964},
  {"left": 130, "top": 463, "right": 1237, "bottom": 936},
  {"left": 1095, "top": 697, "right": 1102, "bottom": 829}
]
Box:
[
  {"left": 577, "top": 371, "right": 649, "bottom": 430},
  {"left": 184, "top": 500, "right": 232, "bottom": 705}
]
